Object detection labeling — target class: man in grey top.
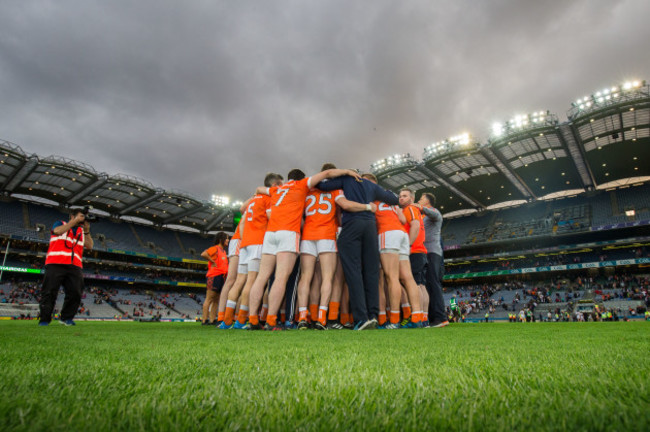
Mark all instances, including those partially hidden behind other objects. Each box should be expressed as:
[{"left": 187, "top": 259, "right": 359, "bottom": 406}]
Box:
[{"left": 417, "top": 193, "right": 449, "bottom": 327}]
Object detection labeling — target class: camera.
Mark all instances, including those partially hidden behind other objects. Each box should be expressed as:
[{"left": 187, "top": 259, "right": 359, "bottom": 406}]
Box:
[{"left": 82, "top": 206, "right": 97, "bottom": 222}]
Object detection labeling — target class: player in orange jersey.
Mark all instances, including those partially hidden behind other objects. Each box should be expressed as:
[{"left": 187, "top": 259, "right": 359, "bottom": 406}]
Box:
[
  {"left": 220, "top": 173, "right": 283, "bottom": 329},
  {"left": 363, "top": 174, "right": 423, "bottom": 328},
  {"left": 200, "top": 232, "right": 229, "bottom": 325},
  {"left": 215, "top": 223, "right": 241, "bottom": 325},
  {"left": 399, "top": 188, "right": 427, "bottom": 327},
  {"left": 296, "top": 163, "right": 377, "bottom": 330},
  {"left": 247, "top": 167, "right": 363, "bottom": 331}
]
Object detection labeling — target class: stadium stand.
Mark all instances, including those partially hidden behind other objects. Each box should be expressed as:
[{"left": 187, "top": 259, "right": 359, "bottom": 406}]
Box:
[
  {"left": 1, "top": 79, "right": 650, "bottom": 323},
  {"left": 90, "top": 218, "right": 146, "bottom": 253}
]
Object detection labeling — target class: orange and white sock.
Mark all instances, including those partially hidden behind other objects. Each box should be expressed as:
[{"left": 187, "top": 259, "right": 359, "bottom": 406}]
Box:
[
  {"left": 411, "top": 311, "right": 422, "bottom": 323},
  {"left": 378, "top": 312, "right": 387, "bottom": 326},
  {"left": 401, "top": 303, "right": 411, "bottom": 320},
  {"left": 237, "top": 305, "right": 249, "bottom": 324},
  {"left": 217, "top": 311, "right": 225, "bottom": 322},
  {"left": 224, "top": 300, "right": 237, "bottom": 325},
  {"left": 389, "top": 310, "right": 400, "bottom": 324},
  {"left": 267, "top": 314, "right": 278, "bottom": 327},
  {"left": 298, "top": 307, "right": 308, "bottom": 322},
  {"left": 249, "top": 315, "right": 259, "bottom": 326},
  {"left": 318, "top": 306, "right": 328, "bottom": 325}
]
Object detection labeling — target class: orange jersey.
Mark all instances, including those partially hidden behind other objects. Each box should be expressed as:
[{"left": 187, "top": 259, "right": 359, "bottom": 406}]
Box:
[
  {"left": 302, "top": 189, "right": 341, "bottom": 241},
  {"left": 231, "top": 223, "right": 241, "bottom": 241},
  {"left": 267, "top": 178, "right": 312, "bottom": 233},
  {"left": 374, "top": 202, "right": 407, "bottom": 235},
  {"left": 403, "top": 205, "right": 427, "bottom": 253},
  {"left": 240, "top": 194, "right": 271, "bottom": 248},
  {"left": 206, "top": 245, "right": 228, "bottom": 277}
]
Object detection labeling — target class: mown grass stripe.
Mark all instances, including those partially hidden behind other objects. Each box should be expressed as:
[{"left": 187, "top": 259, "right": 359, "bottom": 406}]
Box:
[{"left": 0, "top": 321, "right": 648, "bottom": 431}]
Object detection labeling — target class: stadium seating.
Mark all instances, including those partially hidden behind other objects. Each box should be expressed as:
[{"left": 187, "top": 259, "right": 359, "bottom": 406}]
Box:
[
  {"left": 90, "top": 219, "right": 149, "bottom": 253},
  {"left": 0, "top": 200, "right": 40, "bottom": 240},
  {"left": 442, "top": 212, "right": 491, "bottom": 246},
  {"left": 176, "top": 231, "right": 213, "bottom": 257},
  {"left": 131, "top": 224, "right": 185, "bottom": 257}
]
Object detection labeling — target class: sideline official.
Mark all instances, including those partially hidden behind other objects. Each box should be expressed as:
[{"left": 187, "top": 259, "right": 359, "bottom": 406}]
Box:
[{"left": 38, "top": 208, "right": 93, "bottom": 326}]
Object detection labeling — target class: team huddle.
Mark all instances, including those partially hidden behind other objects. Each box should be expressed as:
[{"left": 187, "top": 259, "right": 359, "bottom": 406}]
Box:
[{"left": 201, "top": 164, "right": 448, "bottom": 331}]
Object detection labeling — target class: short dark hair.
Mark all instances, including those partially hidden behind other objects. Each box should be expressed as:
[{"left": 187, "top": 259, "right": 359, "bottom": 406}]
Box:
[
  {"left": 264, "top": 173, "right": 283, "bottom": 187},
  {"left": 422, "top": 193, "right": 436, "bottom": 207},
  {"left": 214, "top": 231, "right": 229, "bottom": 246},
  {"left": 321, "top": 163, "right": 337, "bottom": 171},
  {"left": 70, "top": 208, "right": 84, "bottom": 217},
  {"left": 287, "top": 169, "right": 305, "bottom": 181}
]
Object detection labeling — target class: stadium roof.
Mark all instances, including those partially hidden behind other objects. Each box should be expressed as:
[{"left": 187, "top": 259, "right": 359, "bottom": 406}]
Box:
[
  {"left": 2, "top": 79, "right": 648, "bottom": 225},
  {"left": 0, "top": 141, "right": 237, "bottom": 232},
  {"left": 371, "top": 80, "right": 650, "bottom": 217}
]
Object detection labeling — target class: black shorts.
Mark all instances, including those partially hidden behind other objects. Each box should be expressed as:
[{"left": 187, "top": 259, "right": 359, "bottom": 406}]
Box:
[
  {"left": 409, "top": 253, "right": 427, "bottom": 285},
  {"left": 206, "top": 274, "right": 225, "bottom": 292}
]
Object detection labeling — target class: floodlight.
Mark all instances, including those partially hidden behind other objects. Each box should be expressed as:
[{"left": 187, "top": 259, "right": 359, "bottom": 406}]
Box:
[
  {"left": 370, "top": 153, "right": 414, "bottom": 174},
  {"left": 211, "top": 195, "right": 230, "bottom": 206},
  {"left": 571, "top": 78, "right": 647, "bottom": 117}
]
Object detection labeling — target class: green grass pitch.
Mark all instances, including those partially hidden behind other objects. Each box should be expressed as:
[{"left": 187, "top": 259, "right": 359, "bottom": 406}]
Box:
[{"left": 1, "top": 321, "right": 649, "bottom": 431}]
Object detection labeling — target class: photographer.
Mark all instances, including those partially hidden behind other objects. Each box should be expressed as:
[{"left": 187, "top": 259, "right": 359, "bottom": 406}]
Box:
[{"left": 38, "top": 207, "right": 94, "bottom": 326}]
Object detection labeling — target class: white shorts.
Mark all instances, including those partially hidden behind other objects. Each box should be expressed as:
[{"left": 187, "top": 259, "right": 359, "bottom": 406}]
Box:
[
  {"left": 238, "top": 244, "right": 263, "bottom": 274},
  {"left": 300, "top": 239, "right": 337, "bottom": 257},
  {"left": 228, "top": 239, "right": 241, "bottom": 258},
  {"left": 262, "top": 230, "right": 300, "bottom": 255},
  {"left": 378, "top": 230, "right": 410, "bottom": 261}
]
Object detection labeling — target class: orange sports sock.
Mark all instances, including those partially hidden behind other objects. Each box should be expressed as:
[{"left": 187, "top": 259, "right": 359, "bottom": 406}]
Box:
[
  {"left": 389, "top": 311, "right": 400, "bottom": 324},
  {"left": 217, "top": 311, "right": 224, "bottom": 322},
  {"left": 267, "top": 315, "right": 277, "bottom": 327},
  {"left": 237, "top": 307, "right": 249, "bottom": 325},
  {"left": 224, "top": 304, "right": 236, "bottom": 325},
  {"left": 328, "top": 302, "right": 340, "bottom": 321},
  {"left": 309, "top": 304, "right": 318, "bottom": 322},
  {"left": 411, "top": 312, "right": 422, "bottom": 323},
  {"left": 318, "top": 306, "right": 328, "bottom": 325},
  {"left": 249, "top": 315, "right": 259, "bottom": 326},
  {"left": 298, "top": 308, "right": 308, "bottom": 322},
  {"left": 401, "top": 303, "right": 412, "bottom": 320},
  {"left": 378, "top": 312, "right": 387, "bottom": 326},
  {"left": 260, "top": 304, "right": 269, "bottom": 322},
  {"left": 340, "top": 313, "right": 348, "bottom": 324}
]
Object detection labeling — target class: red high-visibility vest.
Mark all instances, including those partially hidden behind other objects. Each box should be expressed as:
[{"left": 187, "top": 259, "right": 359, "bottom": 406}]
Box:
[{"left": 45, "top": 222, "right": 85, "bottom": 268}]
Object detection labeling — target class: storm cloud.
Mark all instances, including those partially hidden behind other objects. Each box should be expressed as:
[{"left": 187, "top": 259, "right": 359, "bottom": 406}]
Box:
[{"left": 1, "top": 0, "right": 649, "bottom": 201}]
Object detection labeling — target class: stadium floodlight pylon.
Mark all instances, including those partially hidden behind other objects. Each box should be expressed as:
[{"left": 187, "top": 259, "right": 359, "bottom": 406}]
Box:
[
  {"left": 489, "top": 111, "right": 558, "bottom": 140},
  {"left": 370, "top": 153, "right": 416, "bottom": 176},
  {"left": 568, "top": 80, "right": 648, "bottom": 119},
  {"left": 422, "top": 132, "right": 475, "bottom": 162},
  {"left": 211, "top": 195, "right": 230, "bottom": 207}
]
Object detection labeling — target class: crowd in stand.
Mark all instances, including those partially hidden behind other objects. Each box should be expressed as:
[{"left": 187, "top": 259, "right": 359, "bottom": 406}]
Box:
[{"left": 0, "top": 281, "right": 40, "bottom": 304}]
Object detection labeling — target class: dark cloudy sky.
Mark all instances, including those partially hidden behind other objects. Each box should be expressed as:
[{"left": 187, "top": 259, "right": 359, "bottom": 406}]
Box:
[{"left": 1, "top": 0, "right": 649, "bottom": 202}]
